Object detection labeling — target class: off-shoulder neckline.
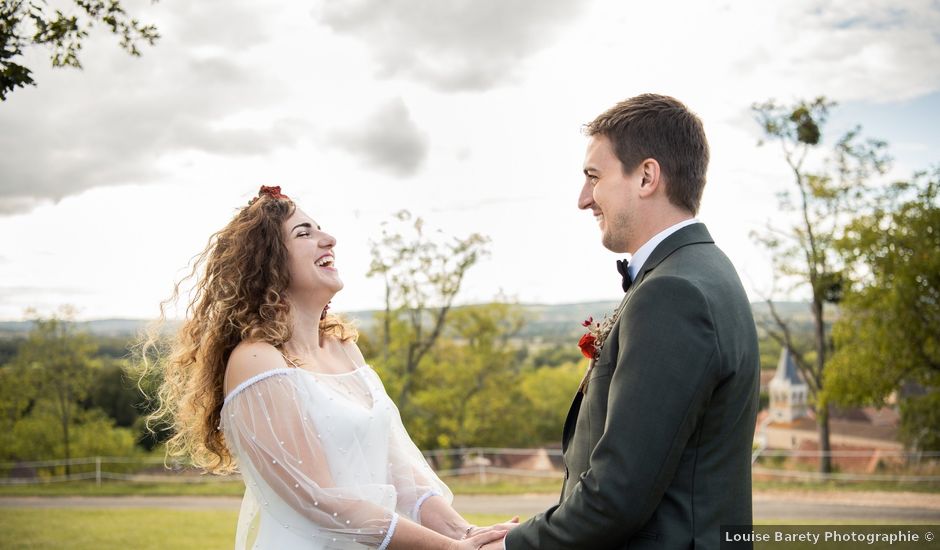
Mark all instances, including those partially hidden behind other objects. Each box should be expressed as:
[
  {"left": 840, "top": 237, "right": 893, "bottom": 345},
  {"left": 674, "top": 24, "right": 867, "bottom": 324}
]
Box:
[{"left": 222, "top": 364, "right": 371, "bottom": 406}]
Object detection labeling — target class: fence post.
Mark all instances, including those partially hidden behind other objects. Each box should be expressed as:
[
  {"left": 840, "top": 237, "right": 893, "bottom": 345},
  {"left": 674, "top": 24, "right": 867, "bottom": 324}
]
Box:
[{"left": 95, "top": 456, "right": 101, "bottom": 488}]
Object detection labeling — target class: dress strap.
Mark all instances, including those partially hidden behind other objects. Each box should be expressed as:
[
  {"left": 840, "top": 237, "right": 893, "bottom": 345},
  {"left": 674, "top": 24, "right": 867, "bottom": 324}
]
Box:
[
  {"left": 277, "top": 348, "right": 302, "bottom": 369},
  {"left": 276, "top": 343, "right": 364, "bottom": 372}
]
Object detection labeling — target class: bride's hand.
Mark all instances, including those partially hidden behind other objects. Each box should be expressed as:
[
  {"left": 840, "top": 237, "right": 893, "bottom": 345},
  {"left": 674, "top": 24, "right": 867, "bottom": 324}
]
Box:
[{"left": 466, "top": 516, "right": 520, "bottom": 537}]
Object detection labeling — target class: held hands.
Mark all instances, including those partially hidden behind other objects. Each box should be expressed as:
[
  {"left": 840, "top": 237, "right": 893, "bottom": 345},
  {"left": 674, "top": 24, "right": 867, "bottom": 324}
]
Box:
[
  {"left": 454, "top": 530, "right": 505, "bottom": 550},
  {"left": 459, "top": 516, "right": 520, "bottom": 550}
]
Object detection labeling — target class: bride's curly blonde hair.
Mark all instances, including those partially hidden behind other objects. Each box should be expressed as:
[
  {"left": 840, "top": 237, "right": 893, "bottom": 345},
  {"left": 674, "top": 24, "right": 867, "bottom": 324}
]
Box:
[{"left": 139, "top": 188, "right": 357, "bottom": 474}]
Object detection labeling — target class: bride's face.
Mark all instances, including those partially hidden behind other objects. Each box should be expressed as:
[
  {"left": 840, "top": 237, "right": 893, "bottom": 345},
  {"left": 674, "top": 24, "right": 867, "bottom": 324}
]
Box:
[{"left": 281, "top": 208, "right": 343, "bottom": 299}]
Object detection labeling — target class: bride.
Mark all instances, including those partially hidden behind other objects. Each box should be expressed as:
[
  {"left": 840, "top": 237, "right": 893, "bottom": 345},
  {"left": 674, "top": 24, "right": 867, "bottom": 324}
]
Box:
[{"left": 144, "top": 186, "right": 510, "bottom": 549}]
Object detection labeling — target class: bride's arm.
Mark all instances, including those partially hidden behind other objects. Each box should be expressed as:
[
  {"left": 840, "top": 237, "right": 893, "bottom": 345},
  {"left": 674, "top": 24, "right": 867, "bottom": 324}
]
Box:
[
  {"left": 225, "top": 342, "right": 504, "bottom": 550},
  {"left": 337, "top": 339, "right": 473, "bottom": 539}
]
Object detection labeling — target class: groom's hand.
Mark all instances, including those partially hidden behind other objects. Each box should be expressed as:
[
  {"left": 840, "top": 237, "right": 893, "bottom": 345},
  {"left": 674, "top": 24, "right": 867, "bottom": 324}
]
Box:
[
  {"left": 475, "top": 516, "right": 519, "bottom": 549},
  {"left": 485, "top": 516, "right": 519, "bottom": 532},
  {"left": 468, "top": 516, "right": 519, "bottom": 537}
]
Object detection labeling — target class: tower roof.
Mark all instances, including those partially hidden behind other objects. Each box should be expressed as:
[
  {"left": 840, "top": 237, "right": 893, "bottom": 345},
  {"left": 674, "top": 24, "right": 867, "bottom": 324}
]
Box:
[{"left": 773, "top": 348, "right": 804, "bottom": 385}]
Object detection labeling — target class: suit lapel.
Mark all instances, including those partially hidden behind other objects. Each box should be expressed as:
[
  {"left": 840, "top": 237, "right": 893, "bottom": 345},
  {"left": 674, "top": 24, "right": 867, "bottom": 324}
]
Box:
[
  {"left": 562, "top": 282, "right": 634, "bottom": 450},
  {"left": 561, "top": 224, "right": 714, "bottom": 452},
  {"left": 561, "top": 391, "right": 583, "bottom": 452}
]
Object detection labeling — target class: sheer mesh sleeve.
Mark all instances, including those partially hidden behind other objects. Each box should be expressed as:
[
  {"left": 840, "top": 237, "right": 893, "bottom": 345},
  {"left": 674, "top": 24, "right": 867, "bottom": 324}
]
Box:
[
  {"left": 380, "top": 378, "right": 453, "bottom": 523},
  {"left": 222, "top": 370, "right": 399, "bottom": 549}
]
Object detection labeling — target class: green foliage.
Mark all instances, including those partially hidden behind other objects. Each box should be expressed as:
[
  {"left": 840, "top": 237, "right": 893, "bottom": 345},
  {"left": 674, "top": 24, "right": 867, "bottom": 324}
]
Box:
[
  {"left": 0, "top": 0, "right": 160, "bottom": 100},
  {"left": 69, "top": 409, "right": 137, "bottom": 456},
  {"left": 393, "top": 301, "right": 586, "bottom": 450},
  {"left": 8, "top": 406, "right": 136, "bottom": 466},
  {"left": 826, "top": 170, "right": 940, "bottom": 449},
  {"left": 753, "top": 97, "right": 832, "bottom": 147},
  {"left": 751, "top": 97, "right": 891, "bottom": 472},
  {"left": 518, "top": 361, "right": 583, "bottom": 444},
  {"left": 0, "top": 336, "right": 23, "bottom": 365},
  {"left": 899, "top": 392, "right": 940, "bottom": 452},
  {"left": 125, "top": 350, "right": 171, "bottom": 450},
  {"left": 84, "top": 358, "right": 139, "bottom": 427},
  {"left": 404, "top": 302, "right": 526, "bottom": 449},
  {"left": 0, "top": 307, "right": 140, "bottom": 465},
  {"left": 524, "top": 344, "right": 583, "bottom": 369},
  {"left": 368, "top": 210, "right": 490, "bottom": 410},
  {"left": 6, "top": 309, "right": 100, "bottom": 463}
]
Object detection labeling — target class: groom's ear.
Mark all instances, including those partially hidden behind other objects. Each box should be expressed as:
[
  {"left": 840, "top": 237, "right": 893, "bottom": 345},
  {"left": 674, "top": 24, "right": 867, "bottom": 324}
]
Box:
[{"left": 638, "top": 159, "right": 661, "bottom": 196}]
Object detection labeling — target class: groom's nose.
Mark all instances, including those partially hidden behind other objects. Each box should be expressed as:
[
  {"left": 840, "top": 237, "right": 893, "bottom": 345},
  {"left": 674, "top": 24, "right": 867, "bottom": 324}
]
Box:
[{"left": 578, "top": 181, "right": 594, "bottom": 210}]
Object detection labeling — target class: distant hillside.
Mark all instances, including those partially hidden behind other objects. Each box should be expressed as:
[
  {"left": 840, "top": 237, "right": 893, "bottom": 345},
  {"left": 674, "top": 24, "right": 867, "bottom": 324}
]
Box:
[
  {"left": 0, "top": 301, "right": 815, "bottom": 341},
  {"left": 0, "top": 318, "right": 164, "bottom": 338}
]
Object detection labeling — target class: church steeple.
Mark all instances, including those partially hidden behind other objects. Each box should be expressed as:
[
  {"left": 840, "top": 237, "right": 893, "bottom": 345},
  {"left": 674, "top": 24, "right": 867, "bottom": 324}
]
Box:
[{"left": 769, "top": 348, "right": 809, "bottom": 422}]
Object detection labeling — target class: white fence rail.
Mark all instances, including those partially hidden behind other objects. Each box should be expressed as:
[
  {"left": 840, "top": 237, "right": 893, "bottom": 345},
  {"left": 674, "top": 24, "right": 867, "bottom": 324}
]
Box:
[{"left": 2, "top": 448, "right": 939, "bottom": 486}]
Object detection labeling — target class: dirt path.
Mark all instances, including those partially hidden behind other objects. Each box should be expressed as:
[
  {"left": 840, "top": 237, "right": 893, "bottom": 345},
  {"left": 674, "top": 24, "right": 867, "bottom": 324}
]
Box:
[{"left": 2, "top": 491, "right": 939, "bottom": 521}]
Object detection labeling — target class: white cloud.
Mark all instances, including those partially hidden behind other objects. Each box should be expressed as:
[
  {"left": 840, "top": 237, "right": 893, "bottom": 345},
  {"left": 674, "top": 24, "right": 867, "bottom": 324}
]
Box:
[
  {"left": 316, "top": 0, "right": 589, "bottom": 91},
  {"left": 328, "top": 98, "right": 429, "bottom": 176},
  {"left": 0, "top": 1, "right": 298, "bottom": 214},
  {"left": 1, "top": 0, "right": 938, "bottom": 319}
]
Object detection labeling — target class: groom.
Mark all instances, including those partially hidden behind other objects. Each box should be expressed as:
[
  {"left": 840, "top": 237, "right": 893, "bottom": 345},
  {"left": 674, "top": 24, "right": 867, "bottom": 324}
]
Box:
[{"left": 486, "top": 94, "right": 760, "bottom": 549}]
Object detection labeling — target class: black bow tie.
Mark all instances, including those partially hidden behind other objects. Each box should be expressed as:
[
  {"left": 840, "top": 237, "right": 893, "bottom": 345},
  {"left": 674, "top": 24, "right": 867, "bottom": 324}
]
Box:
[{"left": 616, "top": 259, "right": 632, "bottom": 292}]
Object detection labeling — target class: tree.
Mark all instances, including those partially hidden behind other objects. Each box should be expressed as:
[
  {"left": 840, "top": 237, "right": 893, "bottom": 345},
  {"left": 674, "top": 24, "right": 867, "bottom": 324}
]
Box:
[
  {"left": 518, "top": 360, "right": 583, "bottom": 445},
  {"left": 85, "top": 358, "right": 139, "bottom": 427},
  {"left": 751, "top": 97, "right": 890, "bottom": 472},
  {"left": 826, "top": 169, "right": 940, "bottom": 451},
  {"left": 1, "top": 0, "right": 159, "bottom": 100},
  {"left": 0, "top": 358, "right": 37, "bottom": 461},
  {"left": 367, "top": 210, "right": 489, "bottom": 411},
  {"left": 406, "top": 302, "right": 526, "bottom": 449},
  {"left": 8, "top": 307, "right": 101, "bottom": 472}
]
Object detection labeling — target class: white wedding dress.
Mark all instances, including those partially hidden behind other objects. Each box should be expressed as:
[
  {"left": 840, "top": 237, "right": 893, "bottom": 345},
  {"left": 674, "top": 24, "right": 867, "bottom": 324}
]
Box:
[{"left": 221, "top": 360, "right": 452, "bottom": 549}]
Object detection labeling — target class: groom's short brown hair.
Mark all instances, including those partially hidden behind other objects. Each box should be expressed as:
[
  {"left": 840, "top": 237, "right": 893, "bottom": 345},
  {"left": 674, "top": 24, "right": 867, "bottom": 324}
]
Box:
[{"left": 585, "top": 94, "right": 709, "bottom": 215}]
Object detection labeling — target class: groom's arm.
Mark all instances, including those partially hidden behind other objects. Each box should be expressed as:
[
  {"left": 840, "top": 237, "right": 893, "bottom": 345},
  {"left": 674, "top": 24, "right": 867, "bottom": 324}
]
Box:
[{"left": 505, "top": 276, "right": 720, "bottom": 549}]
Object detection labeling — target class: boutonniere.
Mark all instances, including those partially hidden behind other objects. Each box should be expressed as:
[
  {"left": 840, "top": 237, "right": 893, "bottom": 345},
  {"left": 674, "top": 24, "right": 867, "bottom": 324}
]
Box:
[{"left": 577, "top": 305, "right": 625, "bottom": 393}]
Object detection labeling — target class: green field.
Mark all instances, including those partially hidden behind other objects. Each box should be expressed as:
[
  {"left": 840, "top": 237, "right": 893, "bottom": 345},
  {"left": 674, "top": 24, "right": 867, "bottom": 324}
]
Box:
[
  {"left": 0, "top": 509, "right": 514, "bottom": 550},
  {"left": 0, "top": 508, "right": 237, "bottom": 550},
  {"left": 2, "top": 508, "right": 934, "bottom": 550}
]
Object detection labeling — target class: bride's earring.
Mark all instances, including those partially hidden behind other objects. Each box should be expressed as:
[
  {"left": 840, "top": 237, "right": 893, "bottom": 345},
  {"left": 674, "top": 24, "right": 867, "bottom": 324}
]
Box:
[{"left": 320, "top": 301, "right": 331, "bottom": 320}]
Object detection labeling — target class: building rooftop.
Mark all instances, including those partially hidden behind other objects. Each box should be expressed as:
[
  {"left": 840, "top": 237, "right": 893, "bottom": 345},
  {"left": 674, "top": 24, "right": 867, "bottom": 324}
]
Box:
[{"left": 772, "top": 348, "right": 805, "bottom": 386}]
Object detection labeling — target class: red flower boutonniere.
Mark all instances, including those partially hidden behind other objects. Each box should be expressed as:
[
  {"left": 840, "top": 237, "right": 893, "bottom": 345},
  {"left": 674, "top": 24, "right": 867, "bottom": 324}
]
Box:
[
  {"left": 577, "top": 306, "right": 625, "bottom": 393},
  {"left": 578, "top": 330, "right": 597, "bottom": 359},
  {"left": 577, "top": 313, "right": 619, "bottom": 361}
]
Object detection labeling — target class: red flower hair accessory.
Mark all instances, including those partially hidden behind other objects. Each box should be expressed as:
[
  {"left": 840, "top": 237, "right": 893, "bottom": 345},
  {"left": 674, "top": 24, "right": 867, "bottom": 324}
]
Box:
[{"left": 249, "top": 185, "right": 289, "bottom": 205}]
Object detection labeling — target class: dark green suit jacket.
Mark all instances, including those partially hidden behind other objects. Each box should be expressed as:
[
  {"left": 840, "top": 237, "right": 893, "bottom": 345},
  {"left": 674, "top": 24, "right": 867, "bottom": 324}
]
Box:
[{"left": 505, "top": 223, "right": 759, "bottom": 549}]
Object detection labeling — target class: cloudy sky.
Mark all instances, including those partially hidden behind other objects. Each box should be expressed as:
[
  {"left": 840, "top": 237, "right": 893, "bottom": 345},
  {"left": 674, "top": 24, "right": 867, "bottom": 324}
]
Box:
[{"left": 1, "top": 0, "right": 939, "bottom": 321}]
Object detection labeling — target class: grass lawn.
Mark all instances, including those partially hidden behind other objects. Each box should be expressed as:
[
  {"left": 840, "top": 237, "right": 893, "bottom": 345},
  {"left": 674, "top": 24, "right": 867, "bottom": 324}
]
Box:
[
  {"left": 4, "top": 508, "right": 935, "bottom": 550},
  {"left": 0, "top": 509, "right": 518, "bottom": 550},
  {"left": 0, "top": 508, "right": 237, "bottom": 550}
]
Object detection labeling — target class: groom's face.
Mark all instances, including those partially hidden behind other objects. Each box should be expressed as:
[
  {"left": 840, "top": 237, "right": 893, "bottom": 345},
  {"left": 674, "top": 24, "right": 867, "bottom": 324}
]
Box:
[{"left": 579, "top": 134, "right": 641, "bottom": 254}]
